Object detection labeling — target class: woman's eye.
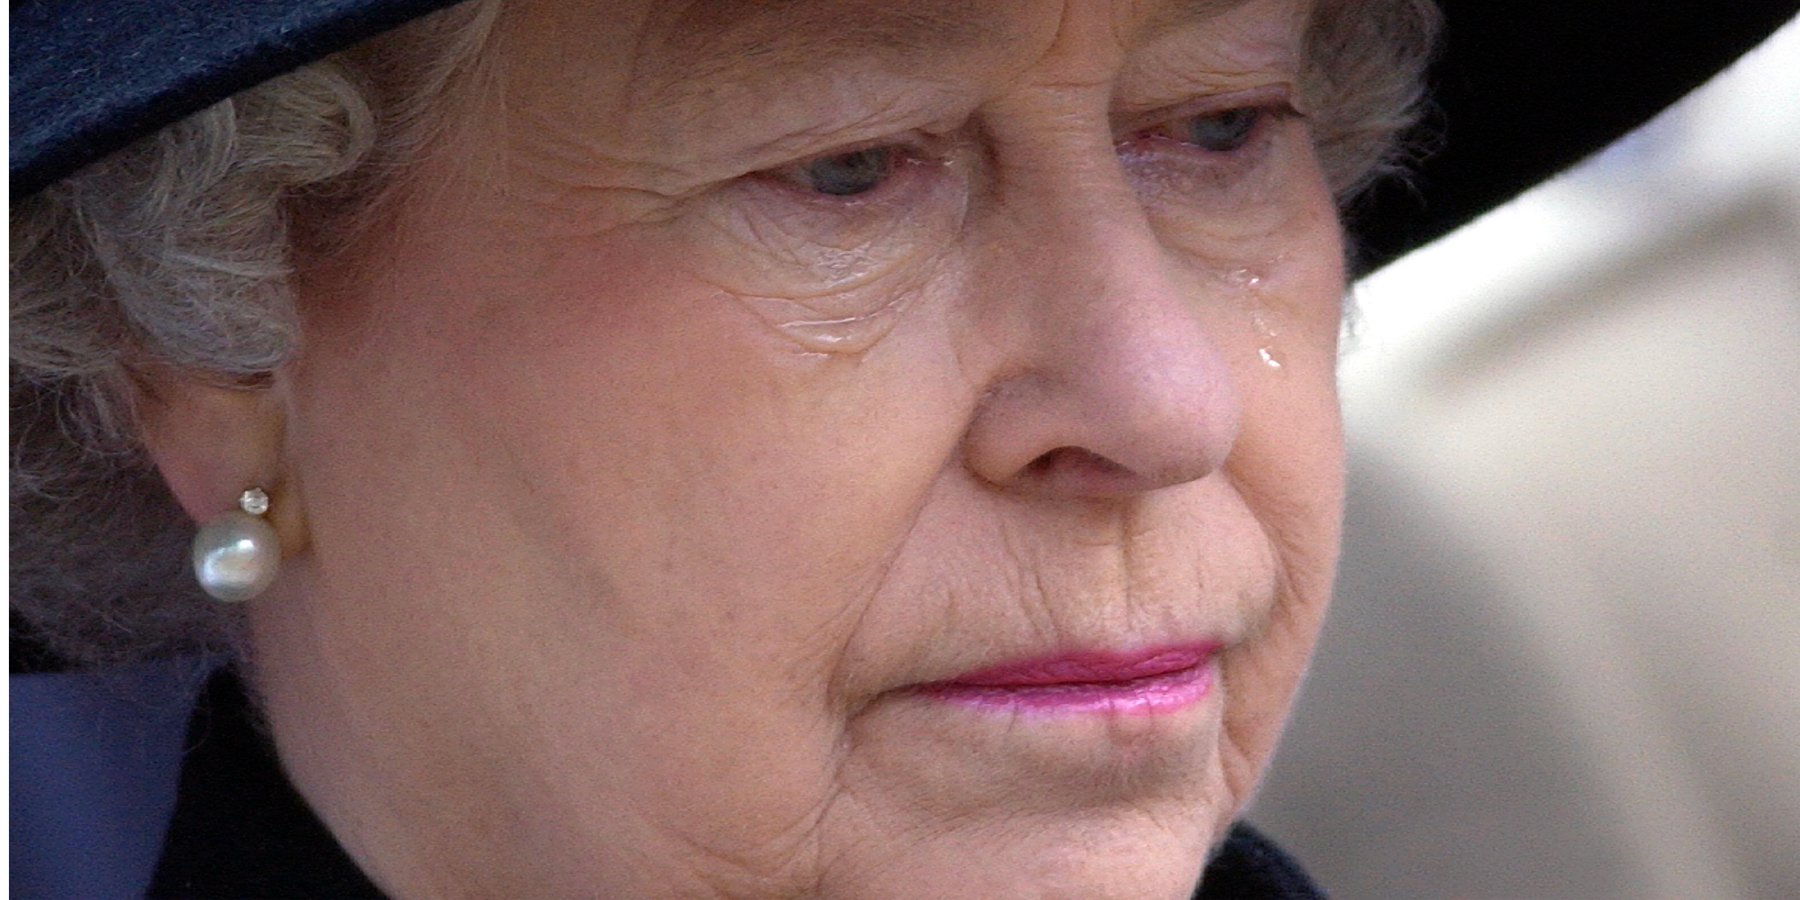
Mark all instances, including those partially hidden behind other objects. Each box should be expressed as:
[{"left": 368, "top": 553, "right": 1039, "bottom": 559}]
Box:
[
  {"left": 1180, "top": 108, "right": 1261, "bottom": 153},
  {"left": 781, "top": 146, "right": 901, "bottom": 197}
]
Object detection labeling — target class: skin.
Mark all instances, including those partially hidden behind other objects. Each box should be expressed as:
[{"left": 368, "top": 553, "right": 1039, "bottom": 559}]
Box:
[{"left": 149, "top": 0, "right": 1348, "bottom": 896}]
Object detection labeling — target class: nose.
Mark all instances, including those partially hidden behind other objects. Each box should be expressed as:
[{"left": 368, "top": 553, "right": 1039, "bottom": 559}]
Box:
[{"left": 961, "top": 180, "right": 1243, "bottom": 499}]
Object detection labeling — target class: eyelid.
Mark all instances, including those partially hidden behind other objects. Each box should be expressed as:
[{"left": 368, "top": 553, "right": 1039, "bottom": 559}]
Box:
[
  {"left": 1114, "top": 83, "right": 1299, "bottom": 136},
  {"left": 746, "top": 131, "right": 963, "bottom": 210},
  {"left": 757, "top": 129, "right": 954, "bottom": 179},
  {"left": 755, "top": 155, "right": 935, "bottom": 212}
]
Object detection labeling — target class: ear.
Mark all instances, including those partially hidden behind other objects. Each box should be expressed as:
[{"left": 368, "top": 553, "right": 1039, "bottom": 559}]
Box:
[{"left": 138, "top": 375, "right": 309, "bottom": 557}]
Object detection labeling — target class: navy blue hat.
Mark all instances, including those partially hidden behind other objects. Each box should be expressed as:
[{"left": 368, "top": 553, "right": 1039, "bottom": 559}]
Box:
[{"left": 10, "top": 0, "right": 1800, "bottom": 271}]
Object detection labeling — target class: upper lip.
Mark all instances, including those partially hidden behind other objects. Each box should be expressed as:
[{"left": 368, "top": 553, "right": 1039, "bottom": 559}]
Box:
[{"left": 931, "top": 643, "right": 1220, "bottom": 688}]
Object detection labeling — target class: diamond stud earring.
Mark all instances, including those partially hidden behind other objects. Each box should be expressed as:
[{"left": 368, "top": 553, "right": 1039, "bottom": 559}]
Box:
[{"left": 191, "top": 487, "right": 281, "bottom": 602}]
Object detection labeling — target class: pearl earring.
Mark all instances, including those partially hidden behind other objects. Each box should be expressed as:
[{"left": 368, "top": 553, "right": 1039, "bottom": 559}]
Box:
[{"left": 191, "top": 487, "right": 281, "bottom": 602}]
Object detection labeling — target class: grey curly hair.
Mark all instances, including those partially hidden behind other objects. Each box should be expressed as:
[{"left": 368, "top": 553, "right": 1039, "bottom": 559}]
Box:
[{"left": 10, "top": 0, "right": 1441, "bottom": 668}]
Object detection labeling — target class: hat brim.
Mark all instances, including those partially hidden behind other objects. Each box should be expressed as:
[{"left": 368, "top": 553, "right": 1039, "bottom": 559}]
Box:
[
  {"left": 10, "top": 0, "right": 1800, "bottom": 268},
  {"left": 9, "top": 0, "right": 467, "bottom": 199},
  {"left": 1350, "top": 0, "right": 1800, "bottom": 273}
]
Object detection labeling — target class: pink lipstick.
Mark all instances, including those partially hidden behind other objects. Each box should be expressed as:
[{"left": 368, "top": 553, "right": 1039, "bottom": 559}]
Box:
[{"left": 921, "top": 644, "right": 1219, "bottom": 716}]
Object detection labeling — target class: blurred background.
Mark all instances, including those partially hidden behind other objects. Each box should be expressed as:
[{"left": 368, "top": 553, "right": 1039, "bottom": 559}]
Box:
[{"left": 1254, "top": 16, "right": 1800, "bottom": 900}]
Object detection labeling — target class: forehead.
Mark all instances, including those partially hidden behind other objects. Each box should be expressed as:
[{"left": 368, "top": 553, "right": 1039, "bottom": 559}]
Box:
[{"left": 498, "top": 0, "right": 1286, "bottom": 87}]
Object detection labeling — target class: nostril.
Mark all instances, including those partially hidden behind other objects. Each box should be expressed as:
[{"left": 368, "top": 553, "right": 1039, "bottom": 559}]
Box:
[
  {"left": 1027, "top": 447, "right": 1123, "bottom": 478},
  {"left": 1022, "top": 447, "right": 1147, "bottom": 496}
]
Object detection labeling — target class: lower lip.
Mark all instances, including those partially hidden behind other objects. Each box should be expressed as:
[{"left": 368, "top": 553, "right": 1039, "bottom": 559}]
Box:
[{"left": 920, "top": 647, "right": 1218, "bottom": 716}]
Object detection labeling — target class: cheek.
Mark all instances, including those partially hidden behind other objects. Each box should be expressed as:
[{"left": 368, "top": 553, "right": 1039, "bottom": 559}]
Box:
[
  {"left": 296, "top": 227, "right": 975, "bottom": 682},
  {"left": 281, "top": 222, "right": 990, "bottom": 882},
  {"left": 467, "top": 240, "right": 957, "bottom": 609},
  {"left": 1212, "top": 200, "right": 1348, "bottom": 799}
]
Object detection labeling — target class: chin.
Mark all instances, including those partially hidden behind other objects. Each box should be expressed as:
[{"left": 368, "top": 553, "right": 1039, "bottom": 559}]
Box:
[
  {"left": 808, "top": 773, "right": 1228, "bottom": 899},
  {"left": 1026, "top": 820, "right": 1218, "bottom": 900},
  {"left": 837, "top": 816, "right": 1215, "bottom": 900}
]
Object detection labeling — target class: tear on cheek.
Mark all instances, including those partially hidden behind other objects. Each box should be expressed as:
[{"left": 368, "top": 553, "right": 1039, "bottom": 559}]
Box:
[
  {"left": 709, "top": 239, "right": 939, "bottom": 356},
  {"left": 735, "top": 287, "right": 919, "bottom": 356}
]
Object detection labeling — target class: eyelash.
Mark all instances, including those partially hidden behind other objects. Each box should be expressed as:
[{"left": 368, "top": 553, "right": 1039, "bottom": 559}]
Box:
[
  {"left": 1121, "top": 103, "right": 1298, "bottom": 166},
  {"left": 756, "top": 139, "right": 940, "bottom": 206}
]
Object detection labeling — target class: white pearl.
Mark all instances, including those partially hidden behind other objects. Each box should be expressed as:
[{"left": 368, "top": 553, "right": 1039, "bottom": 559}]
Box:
[{"left": 191, "top": 511, "right": 281, "bottom": 602}]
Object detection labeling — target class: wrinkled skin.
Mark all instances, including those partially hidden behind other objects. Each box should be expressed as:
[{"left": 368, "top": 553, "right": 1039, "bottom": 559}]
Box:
[{"left": 183, "top": 0, "right": 1348, "bottom": 895}]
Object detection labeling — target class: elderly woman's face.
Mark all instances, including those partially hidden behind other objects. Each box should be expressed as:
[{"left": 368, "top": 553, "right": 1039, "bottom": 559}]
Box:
[{"left": 260, "top": 0, "right": 1344, "bottom": 894}]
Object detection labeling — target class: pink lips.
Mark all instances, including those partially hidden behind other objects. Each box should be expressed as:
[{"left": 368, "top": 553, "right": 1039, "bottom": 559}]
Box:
[{"left": 921, "top": 644, "right": 1219, "bottom": 716}]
